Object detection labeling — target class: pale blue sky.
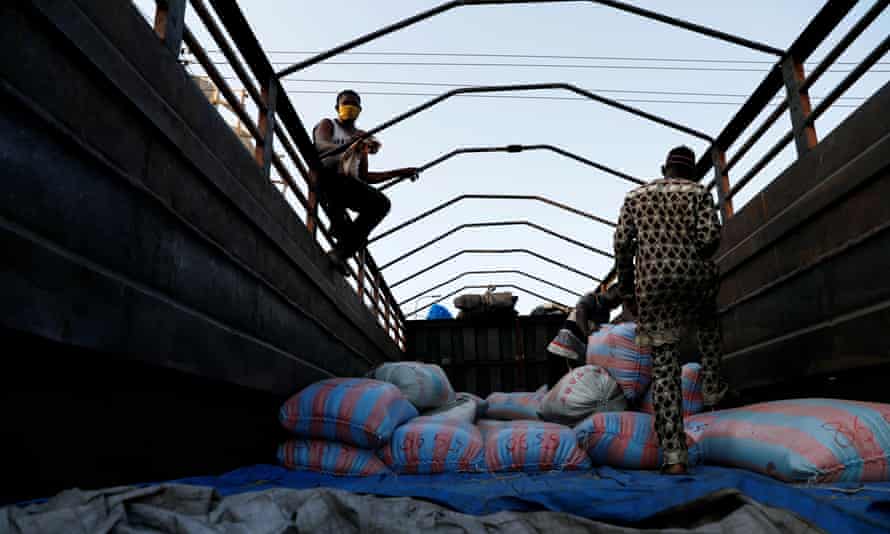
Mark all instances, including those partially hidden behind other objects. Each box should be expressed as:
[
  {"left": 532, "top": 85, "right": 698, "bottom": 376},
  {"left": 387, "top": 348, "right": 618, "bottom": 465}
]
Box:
[{"left": 133, "top": 1, "right": 887, "bottom": 316}]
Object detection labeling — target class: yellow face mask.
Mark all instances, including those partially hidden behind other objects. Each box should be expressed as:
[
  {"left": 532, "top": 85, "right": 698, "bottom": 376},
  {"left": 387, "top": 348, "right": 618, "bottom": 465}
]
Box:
[{"left": 338, "top": 104, "right": 361, "bottom": 121}]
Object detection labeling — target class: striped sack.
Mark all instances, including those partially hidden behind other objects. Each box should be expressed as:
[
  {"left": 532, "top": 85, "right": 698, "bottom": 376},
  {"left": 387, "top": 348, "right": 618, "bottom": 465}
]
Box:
[
  {"left": 370, "top": 362, "right": 456, "bottom": 409},
  {"left": 685, "top": 399, "right": 890, "bottom": 483},
  {"left": 380, "top": 416, "right": 485, "bottom": 474},
  {"left": 586, "top": 322, "right": 652, "bottom": 402},
  {"left": 575, "top": 411, "right": 700, "bottom": 469},
  {"left": 538, "top": 365, "right": 627, "bottom": 425},
  {"left": 423, "top": 393, "right": 484, "bottom": 424},
  {"left": 485, "top": 392, "right": 545, "bottom": 421},
  {"left": 279, "top": 378, "right": 418, "bottom": 448},
  {"left": 639, "top": 363, "right": 704, "bottom": 417},
  {"left": 480, "top": 420, "right": 592, "bottom": 472},
  {"left": 278, "top": 439, "right": 390, "bottom": 476}
]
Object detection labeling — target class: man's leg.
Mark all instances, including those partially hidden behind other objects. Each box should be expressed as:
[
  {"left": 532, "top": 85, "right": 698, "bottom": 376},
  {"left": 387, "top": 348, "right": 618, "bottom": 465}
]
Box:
[
  {"left": 547, "top": 292, "right": 596, "bottom": 360},
  {"left": 651, "top": 341, "right": 687, "bottom": 470},
  {"left": 698, "top": 296, "right": 726, "bottom": 407},
  {"left": 333, "top": 177, "right": 391, "bottom": 260},
  {"left": 639, "top": 298, "right": 687, "bottom": 472}
]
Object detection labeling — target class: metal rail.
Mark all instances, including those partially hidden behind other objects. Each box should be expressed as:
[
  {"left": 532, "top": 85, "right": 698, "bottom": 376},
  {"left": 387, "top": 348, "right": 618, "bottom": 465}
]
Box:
[
  {"left": 380, "top": 220, "right": 612, "bottom": 270},
  {"left": 380, "top": 144, "right": 645, "bottom": 191},
  {"left": 276, "top": 0, "right": 781, "bottom": 79},
  {"left": 370, "top": 194, "right": 616, "bottom": 244},
  {"left": 411, "top": 284, "right": 571, "bottom": 317},
  {"left": 400, "top": 269, "right": 583, "bottom": 307},
  {"left": 391, "top": 248, "right": 602, "bottom": 289},
  {"left": 320, "top": 83, "right": 713, "bottom": 160}
]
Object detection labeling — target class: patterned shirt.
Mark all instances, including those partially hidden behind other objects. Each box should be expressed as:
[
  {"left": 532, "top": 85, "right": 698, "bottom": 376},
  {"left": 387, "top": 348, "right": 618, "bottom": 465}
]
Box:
[{"left": 613, "top": 178, "right": 722, "bottom": 301}]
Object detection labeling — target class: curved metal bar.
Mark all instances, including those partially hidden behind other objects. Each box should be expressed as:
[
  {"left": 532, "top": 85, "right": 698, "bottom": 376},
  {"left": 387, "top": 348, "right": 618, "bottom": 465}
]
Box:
[
  {"left": 399, "top": 269, "right": 582, "bottom": 307},
  {"left": 380, "top": 220, "right": 612, "bottom": 270},
  {"left": 370, "top": 194, "right": 615, "bottom": 244},
  {"left": 321, "top": 83, "right": 712, "bottom": 160},
  {"left": 276, "top": 0, "right": 782, "bottom": 78},
  {"left": 410, "top": 284, "right": 570, "bottom": 318},
  {"left": 378, "top": 143, "right": 645, "bottom": 191},
  {"left": 391, "top": 248, "right": 602, "bottom": 289}
]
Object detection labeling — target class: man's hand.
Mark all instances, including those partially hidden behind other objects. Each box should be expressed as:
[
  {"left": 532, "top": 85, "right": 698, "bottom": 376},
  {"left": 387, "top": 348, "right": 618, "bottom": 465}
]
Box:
[{"left": 402, "top": 167, "right": 420, "bottom": 182}]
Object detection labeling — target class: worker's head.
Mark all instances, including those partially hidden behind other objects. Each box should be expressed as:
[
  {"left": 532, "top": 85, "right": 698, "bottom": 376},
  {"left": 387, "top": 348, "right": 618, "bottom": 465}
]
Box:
[
  {"left": 661, "top": 145, "right": 696, "bottom": 180},
  {"left": 335, "top": 89, "right": 362, "bottom": 123}
]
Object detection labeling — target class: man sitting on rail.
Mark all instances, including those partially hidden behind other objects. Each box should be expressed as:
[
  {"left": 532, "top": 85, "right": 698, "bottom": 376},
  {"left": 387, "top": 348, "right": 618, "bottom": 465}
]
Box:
[
  {"left": 313, "top": 90, "right": 419, "bottom": 274},
  {"left": 614, "top": 145, "right": 728, "bottom": 475}
]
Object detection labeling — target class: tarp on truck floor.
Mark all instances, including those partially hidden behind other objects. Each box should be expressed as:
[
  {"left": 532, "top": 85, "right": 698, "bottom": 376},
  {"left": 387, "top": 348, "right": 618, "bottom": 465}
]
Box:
[
  {"left": 1, "top": 484, "right": 823, "bottom": 533},
  {"left": 172, "top": 464, "right": 890, "bottom": 534},
  {"left": 4, "top": 465, "right": 890, "bottom": 533}
]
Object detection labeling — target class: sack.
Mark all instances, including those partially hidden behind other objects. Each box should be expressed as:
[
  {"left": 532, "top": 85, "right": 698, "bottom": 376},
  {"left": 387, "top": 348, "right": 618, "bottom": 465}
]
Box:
[
  {"left": 586, "top": 322, "right": 652, "bottom": 402},
  {"left": 380, "top": 417, "right": 485, "bottom": 474},
  {"left": 278, "top": 440, "right": 390, "bottom": 476},
  {"left": 480, "top": 420, "right": 591, "bottom": 472},
  {"left": 639, "top": 363, "right": 704, "bottom": 417},
  {"left": 538, "top": 365, "right": 627, "bottom": 425},
  {"left": 279, "top": 378, "right": 418, "bottom": 448},
  {"left": 423, "top": 393, "right": 482, "bottom": 424},
  {"left": 575, "top": 412, "right": 700, "bottom": 470},
  {"left": 485, "top": 391, "right": 545, "bottom": 421},
  {"left": 426, "top": 304, "right": 453, "bottom": 320},
  {"left": 454, "top": 294, "right": 483, "bottom": 310},
  {"left": 686, "top": 399, "right": 890, "bottom": 483},
  {"left": 370, "top": 362, "right": 455, "bottom": 409}
]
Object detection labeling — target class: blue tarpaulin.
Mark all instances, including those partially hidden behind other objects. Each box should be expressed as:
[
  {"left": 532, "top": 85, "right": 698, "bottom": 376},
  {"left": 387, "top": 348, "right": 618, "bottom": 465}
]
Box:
[{"left": 175, "top": 464, "right": 890, "bottom": 534}]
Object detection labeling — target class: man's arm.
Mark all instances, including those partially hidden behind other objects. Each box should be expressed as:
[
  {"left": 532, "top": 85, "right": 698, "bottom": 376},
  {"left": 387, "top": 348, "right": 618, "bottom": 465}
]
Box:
[
  {"left": 613, "top": 198, "right": 638, "bottom": 303},
  {"left": 695, "top": 188, "right": 722, "bottom": 259},
  {"left": 363, "top": 167, "right": 419, "bottom": 184},
  {"left": 313, "top": 119, "right": 341, "bottom": 154}
]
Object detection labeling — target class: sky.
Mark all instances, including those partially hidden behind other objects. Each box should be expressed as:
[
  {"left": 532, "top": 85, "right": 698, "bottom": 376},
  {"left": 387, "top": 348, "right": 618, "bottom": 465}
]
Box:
[{"left": 132, "top": 1, "right": 888, "bottom": 318}]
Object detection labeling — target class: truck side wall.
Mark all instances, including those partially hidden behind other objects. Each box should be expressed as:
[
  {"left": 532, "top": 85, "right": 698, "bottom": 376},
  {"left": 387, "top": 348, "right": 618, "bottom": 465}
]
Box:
[{"left": 716, "top": 81, "right": 890, "bottom": 399}]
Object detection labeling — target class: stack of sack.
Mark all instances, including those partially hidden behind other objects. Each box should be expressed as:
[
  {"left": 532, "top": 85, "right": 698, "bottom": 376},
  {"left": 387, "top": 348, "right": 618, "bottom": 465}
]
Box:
[
  {"left": 278, "top": 362, "right": 488, "bottom": 475},
  {"left": 571, "top": 322, "right": 890, "bottom": 482}
]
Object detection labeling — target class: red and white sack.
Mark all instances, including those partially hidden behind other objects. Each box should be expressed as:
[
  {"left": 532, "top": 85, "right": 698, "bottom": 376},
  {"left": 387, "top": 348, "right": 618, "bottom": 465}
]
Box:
[
  {"left": 538, "top": 365, "right": 627, "bottom": 425},
  {"left": 277, "top": 440, "right": 390, "bottom": 476}
]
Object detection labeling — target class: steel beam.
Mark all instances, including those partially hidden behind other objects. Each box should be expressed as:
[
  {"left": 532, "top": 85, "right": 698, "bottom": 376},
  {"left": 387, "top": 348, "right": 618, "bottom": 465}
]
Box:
[
  {"left": 379, "top": 143, "right": 645, "bottom": 191},
  {"left": 276, "top": 0, "right": 781, "bottom": 79},
  {"left": 400, "top": 269, "right": 583, "bottom": 307},
  {"left": 370, "top": 194, "right": 615, "bottom": 244},
  {"left": 380, "top": 220, "right": 612, "bottom": 270},
  {"left": 153, "top": 0, "right": 186, "bottom": 56},
  {"left": 691, "top": 1, "right": 857, "bottom": 180},
  {"left": 391, "top": 248, "right": 602, "bottom": 289},
  {"left": 321, "top": 83, "right": 712, "bottom": 161}
]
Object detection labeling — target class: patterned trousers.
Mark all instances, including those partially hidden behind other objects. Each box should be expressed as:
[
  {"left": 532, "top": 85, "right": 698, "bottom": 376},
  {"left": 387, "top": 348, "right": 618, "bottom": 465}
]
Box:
[{"left": 646, "top": 296, "right": 724, "bottom": 467}]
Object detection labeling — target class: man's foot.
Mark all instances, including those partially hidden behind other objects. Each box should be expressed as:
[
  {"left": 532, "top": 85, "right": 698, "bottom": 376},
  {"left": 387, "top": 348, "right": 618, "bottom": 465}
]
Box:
[
  {"left": 327, "top": 250, "right": 349, "bottom": 276},
  {"left": 663, "top": 463, "right": 688, "bottom": 475},
  {"left": 547, "top": 328, "right": 586, "bottom": 360}
]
